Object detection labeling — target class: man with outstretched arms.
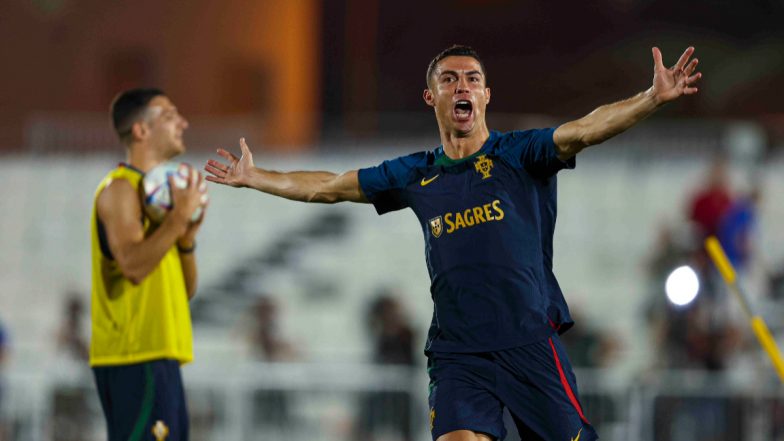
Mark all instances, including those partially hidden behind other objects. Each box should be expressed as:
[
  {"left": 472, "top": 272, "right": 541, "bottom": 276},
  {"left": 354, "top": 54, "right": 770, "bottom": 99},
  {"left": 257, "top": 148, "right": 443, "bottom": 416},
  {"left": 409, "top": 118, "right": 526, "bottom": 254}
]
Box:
[
  {"left": 206, "top": 46, "right": 700, "bottom": 441},
  {"left": 91, "top": 88, "right": 208, "bottom": 441}
]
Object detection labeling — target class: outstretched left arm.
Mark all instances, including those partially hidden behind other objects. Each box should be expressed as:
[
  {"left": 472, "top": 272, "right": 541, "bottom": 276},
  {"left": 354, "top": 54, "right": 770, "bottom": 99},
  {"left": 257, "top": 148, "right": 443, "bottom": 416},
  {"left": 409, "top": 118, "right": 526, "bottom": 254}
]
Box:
[{"left": 553, "top": 46, "right": 702, "bottom": 161}]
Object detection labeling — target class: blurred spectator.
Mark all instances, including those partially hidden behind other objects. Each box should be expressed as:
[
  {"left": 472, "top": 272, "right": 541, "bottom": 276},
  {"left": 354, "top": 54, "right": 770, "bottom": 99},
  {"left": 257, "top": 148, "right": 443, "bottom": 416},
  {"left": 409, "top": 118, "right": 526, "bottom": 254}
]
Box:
[
  {"left": 646, "top": 254, "right": 742, "bottom": 370},
  {"left": 366, "top": 294, "right": 416, "bottom": 366},
  {"left": 646, "top": 224, "right": 691, "bottom": 287},
  {"left": 643, "top": 223, "right": 694, "bottom": 321},
  {"left": 560, "top": 309, "right": 620, "bottom": 368},
  {"left": 768, "top": 266, "right": 784, "bottom": 301},
  {"left": 247, "top": 296, "right": 297, "bottom": 434},
  {"left": 249, "top": 296, "right": 298, "bottom": 361},
  {"left": 51, "top": 294, "right": 92, "bottom": 441},
  {"left": 669, "top": 299, "right": 741, "bottom": 370},
  {"left": 645, "top": 224, "right": 687, "bottom": 364},
  {"left": 644, "top": 223, "right": 742, "bottom": 370},
  {"left": 650, "top": 286, "right": 745, "bottom": 441},
  {"left": 640, "top": 164, "right": 751, "bottom": 441},
  {"left": 688, "top": 156, "right": 732, "bottom": 241},
  {"left": 355, "top": 290, "right": 417, "bottom": 441},
  {"left": 55, "top": 293, "right": 89, "bottom": 362},
  {"left": 717, "top": 187, "right": 761, "bottom": 273}
]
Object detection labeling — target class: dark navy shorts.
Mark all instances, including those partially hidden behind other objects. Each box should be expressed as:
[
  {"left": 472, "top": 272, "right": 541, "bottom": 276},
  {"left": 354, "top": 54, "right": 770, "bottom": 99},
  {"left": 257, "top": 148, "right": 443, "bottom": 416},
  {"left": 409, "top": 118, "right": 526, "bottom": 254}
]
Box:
[
  {"left": 427, "top": 334, "right": 598, "bottom": 441},
  {"left": 93, "top": 359, "right": 188, "bottom": 441}
]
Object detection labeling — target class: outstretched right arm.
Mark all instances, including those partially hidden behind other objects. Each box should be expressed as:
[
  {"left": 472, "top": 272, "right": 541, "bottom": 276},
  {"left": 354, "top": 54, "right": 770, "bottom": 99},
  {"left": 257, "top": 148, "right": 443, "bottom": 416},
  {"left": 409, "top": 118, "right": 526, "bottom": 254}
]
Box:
[{"left": 204, "top": 138, "right": 368, "bottom": 204}]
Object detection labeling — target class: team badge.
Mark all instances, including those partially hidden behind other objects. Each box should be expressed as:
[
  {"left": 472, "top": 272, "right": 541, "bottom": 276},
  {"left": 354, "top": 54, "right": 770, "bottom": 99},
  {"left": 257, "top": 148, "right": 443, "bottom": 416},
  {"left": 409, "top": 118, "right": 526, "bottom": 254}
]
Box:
[
  {"left": 429, "top": 216, "right": 443, "bottom": 238},
  {"left": 474, "top": 154, "right": 493, "bottom": 179},
  {"left": 152, "top": 420, "right": 169, "bottom": 440}
]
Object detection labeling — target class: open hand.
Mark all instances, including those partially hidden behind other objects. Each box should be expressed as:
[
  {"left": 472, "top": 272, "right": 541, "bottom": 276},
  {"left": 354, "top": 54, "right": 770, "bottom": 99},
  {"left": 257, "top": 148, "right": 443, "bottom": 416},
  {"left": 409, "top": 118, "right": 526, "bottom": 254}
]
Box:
[
  {"left": 204, "top": 137, "right": 255, "bottom": 188},
  {"left": 651, "top": 46, "right": 702, "bottom": 105}
]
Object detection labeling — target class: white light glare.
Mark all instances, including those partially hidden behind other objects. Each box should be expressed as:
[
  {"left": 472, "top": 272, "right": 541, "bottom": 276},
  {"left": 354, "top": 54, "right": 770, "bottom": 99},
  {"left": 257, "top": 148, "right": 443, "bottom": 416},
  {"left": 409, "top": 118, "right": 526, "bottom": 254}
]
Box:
[{"left": 665, "top": 265, "right": 700, "bottom": 306}]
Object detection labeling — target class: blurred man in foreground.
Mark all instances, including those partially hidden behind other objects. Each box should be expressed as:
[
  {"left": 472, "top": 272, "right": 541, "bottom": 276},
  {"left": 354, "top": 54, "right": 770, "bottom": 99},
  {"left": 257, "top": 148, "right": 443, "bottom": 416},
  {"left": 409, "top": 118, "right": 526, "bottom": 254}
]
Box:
[{"left": 91, "top": 88, "right": 207, "bottom": 441}]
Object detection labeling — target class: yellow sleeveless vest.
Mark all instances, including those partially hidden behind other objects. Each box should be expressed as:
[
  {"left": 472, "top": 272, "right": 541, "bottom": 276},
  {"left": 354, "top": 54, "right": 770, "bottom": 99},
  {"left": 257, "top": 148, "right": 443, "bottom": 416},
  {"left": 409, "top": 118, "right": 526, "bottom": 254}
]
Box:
[{"left": 89, "top": 164, "right": 193, "bottom": 366}]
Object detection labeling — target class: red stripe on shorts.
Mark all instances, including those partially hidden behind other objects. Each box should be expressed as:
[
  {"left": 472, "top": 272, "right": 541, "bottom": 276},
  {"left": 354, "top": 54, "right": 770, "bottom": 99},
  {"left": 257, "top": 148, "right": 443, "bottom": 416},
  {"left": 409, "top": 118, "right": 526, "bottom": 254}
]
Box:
[{"left": 548, "top": 337, "right": 589, "bottom": 424}]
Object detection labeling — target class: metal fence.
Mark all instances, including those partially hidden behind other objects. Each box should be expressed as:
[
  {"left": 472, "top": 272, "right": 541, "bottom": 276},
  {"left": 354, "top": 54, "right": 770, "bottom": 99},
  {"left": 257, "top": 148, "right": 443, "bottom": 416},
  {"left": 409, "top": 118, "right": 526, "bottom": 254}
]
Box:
[{"left": 2, "top": 363, "right": 782, "bottom": 441}]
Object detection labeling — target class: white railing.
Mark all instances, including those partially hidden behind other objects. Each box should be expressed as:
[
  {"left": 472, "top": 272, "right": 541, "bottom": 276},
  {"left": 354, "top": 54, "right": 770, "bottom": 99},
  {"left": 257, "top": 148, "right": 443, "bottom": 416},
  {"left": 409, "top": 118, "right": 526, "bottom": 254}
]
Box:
[{"left": 2, "top": 363, "right": 782, "bottom": 441}]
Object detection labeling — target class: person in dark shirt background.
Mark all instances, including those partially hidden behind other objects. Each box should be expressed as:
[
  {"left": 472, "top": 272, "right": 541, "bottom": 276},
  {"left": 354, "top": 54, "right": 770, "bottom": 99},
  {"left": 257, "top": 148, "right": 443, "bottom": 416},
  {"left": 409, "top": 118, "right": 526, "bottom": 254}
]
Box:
[{"left": 355, "top": 290, "right": 417, "bottom": 441}]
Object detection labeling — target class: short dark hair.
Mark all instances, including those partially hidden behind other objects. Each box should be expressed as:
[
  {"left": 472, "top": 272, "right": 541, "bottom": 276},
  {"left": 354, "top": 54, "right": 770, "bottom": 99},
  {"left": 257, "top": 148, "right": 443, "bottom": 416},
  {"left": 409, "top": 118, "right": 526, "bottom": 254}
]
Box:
[
  {"left": 426, "top": 45, "right": 486, "bottom": 87},
  {"left": 110, "top": 88, "right": 165, "bottom": 143}
]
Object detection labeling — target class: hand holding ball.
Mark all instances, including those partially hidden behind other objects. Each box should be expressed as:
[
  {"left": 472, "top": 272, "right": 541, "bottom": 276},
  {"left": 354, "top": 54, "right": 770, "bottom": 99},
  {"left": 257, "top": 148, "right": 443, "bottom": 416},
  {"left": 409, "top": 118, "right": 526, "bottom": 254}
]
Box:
[{"left": 142, "top": 162, "right": 209, "bottom": 223}]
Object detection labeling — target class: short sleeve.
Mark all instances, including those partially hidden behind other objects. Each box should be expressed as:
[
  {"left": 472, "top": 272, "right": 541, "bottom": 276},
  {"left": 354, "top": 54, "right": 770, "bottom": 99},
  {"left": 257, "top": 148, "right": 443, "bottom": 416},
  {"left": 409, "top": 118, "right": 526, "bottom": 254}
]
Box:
[
  {"left": 499, "top": 127, "right": 575, "bottom": 178},
  {"left": 358, "top": 152, "right": 426, "bottom": 215}
]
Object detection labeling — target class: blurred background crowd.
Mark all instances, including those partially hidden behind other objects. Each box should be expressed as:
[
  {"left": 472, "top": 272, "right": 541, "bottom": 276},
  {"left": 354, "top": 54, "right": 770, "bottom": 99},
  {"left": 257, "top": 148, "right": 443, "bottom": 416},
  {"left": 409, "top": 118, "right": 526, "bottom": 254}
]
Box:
[{"left": 1, "top": 0, "right": 784, "bottom": 440}]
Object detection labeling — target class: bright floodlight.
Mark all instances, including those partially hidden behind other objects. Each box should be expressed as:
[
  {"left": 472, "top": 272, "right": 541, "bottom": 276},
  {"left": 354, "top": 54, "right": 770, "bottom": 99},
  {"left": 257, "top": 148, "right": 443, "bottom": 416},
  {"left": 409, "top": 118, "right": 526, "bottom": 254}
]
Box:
[{"left": 665, "top": 265, "right": 700, "bottom": 306}]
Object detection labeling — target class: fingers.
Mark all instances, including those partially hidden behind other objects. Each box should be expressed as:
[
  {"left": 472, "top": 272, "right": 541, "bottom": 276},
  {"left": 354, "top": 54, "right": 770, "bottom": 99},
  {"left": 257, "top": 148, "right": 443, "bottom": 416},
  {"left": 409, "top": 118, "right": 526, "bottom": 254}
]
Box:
[
  {"left": 217, "top": 148, "right": 239, "bottom": 163},
  {"left": 683, "top": 71, "right": 702, "bottom": 94},
  {"left": 205, "top": 159, "right": 227, "bottom": 176},
  {"left": 191, "top": 195, "right": 210, "bottom": 224},
  {"left": 240, "top": 137, "right": 252, "bottom": 157},
  {"left": 189, "top": 166, "right": 199, "bottom": 189},
  {"left": 194, "top": 201, "right": 209, "bottom": 224},
  {"left": 684, "top": 58, "right": 699, "bottom": 77},
  {"left": 197, "top": 171, "right": 207, "bottom": 193},
  {"left": 204, "top": 138, "right": 252, "bottom": 187},
  {"left": 652, "top": 47, "right": 663, "bottom": 69},
  {"left": 674, "top": 46, "right": 695, "bottom": 71}
]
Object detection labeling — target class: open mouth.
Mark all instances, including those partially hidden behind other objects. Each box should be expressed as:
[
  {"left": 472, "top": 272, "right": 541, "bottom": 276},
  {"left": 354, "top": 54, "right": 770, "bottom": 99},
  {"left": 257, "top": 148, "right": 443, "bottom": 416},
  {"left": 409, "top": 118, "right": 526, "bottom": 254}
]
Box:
[{"left": 453, "top": 100, "right": 473, "bottom": 122}]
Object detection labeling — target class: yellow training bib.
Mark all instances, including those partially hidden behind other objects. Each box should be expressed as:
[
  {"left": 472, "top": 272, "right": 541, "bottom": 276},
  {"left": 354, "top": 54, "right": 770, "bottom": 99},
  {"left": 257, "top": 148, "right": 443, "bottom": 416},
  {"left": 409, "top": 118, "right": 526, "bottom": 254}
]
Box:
[{"left": 89, "top": 164, "right": 193, "bottom": 366}]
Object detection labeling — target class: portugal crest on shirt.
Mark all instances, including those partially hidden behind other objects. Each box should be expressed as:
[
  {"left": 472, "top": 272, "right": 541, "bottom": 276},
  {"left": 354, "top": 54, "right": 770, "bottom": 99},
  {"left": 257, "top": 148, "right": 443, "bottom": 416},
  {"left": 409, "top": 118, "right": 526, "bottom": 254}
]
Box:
[
  {"left": 429, "top": 216, "right": 443, "bottom": 238},
  {"left": 152, "top": 420, "right": 169, "bottom": 440},
  {"left": 474, "top": 154, "right": 493, "bottom": 179}
]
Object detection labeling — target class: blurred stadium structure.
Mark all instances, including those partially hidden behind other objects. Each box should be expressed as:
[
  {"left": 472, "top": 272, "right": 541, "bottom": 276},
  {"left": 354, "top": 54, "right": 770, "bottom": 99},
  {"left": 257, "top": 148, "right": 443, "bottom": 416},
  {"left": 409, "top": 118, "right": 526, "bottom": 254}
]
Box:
[
  {"left": 3, "top": 129, "right": 784, "bottom": 440},
  {"left": 2, "top": 0, "right": 784, "bottom": 440}
]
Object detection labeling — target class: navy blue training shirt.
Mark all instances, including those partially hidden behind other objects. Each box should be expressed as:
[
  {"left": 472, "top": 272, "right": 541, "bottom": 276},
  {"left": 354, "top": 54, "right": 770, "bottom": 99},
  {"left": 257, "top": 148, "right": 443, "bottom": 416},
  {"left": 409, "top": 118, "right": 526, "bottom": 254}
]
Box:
[{"left": 358, "top": 129, "right": 575, "bottom": 353}]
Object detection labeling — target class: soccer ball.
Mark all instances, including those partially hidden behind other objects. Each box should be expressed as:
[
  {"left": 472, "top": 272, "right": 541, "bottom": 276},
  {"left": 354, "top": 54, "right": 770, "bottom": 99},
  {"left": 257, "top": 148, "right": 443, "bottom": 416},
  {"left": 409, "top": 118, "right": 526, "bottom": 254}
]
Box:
[{"left": 141, "top": 161, "right": 208, "bottom": 223}]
